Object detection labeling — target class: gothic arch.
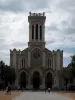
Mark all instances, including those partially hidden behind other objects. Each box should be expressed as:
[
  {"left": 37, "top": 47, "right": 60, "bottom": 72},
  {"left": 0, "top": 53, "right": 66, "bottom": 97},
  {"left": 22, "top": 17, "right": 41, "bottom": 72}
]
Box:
[
  {"left": 44, "top": 68, "right": 55, "bottom": 88},
  {"left": 19, "top": 70, "right": 29, "bottom": 76},
  {"left": 30, "top": 68, "right": 43, "bottom": 77},
  {"left": 31, "top": 47, "right": 42, "bottom": 52},
  {"left": 44, "top": 68, "right": 55, "bottom": 77},
  {"left": 18, "top": 70, "right": 29, "bottom": 88}
]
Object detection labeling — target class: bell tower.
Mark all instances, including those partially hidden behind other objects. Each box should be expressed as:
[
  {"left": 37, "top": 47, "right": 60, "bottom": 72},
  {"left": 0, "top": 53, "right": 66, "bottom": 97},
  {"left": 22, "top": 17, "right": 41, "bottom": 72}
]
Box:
[{"left": 28, "top": 12, "right": 46, "bottom": 48}]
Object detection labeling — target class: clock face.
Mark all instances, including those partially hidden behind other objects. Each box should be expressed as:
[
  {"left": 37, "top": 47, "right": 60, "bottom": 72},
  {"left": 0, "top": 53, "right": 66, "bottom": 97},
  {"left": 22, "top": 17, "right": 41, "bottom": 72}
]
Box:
[{"left": 33, "top": 51, "right": 40, "bottom": 59}]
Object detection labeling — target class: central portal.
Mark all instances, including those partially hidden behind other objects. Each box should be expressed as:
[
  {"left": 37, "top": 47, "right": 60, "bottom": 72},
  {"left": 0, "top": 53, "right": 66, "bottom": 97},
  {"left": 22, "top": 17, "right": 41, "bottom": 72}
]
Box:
[{"left": 32, "top": 71, "right": 40, "bottom": 90}]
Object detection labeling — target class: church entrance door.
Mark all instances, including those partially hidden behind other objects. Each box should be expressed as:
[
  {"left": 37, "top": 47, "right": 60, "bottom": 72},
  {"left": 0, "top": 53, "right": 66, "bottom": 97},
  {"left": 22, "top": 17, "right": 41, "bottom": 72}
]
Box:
[
  {"left": 32, "top": 71, "right": 40, "bottom": 90},
  {"left": 19, "top": 72, "right": 26, "bottom": 88},
  {"left": 45, "top": 72, "right": 52, "bottom": 88}
]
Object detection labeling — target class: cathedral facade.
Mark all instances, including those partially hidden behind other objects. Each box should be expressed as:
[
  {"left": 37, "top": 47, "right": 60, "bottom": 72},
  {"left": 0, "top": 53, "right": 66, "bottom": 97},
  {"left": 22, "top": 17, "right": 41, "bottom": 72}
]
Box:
[{"left": 10, "top": 12, "right": 64, "bottom": 90}]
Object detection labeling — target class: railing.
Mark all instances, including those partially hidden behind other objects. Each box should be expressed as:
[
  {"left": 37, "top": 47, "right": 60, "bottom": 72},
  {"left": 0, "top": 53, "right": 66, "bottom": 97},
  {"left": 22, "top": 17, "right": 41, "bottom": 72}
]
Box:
[{"left": 29, "top": 12, "right": 45, "bottom": 16}]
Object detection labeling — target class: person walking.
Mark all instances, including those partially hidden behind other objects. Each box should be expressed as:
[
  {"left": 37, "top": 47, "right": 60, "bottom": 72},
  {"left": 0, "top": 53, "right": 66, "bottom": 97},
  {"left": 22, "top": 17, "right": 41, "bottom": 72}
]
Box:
[
  {"left": 8, "top": 85, "right": 11, "bottom": 95},
  {"left": 48, "top": 88, "right": 51, "bottom": 93},
  {"left": 6, "top": 84, "right": 11, "bottom": 95}
]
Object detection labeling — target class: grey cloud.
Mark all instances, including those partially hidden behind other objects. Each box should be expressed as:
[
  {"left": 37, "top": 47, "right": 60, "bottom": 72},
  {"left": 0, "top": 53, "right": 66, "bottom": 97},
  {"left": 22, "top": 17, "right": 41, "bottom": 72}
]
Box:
[
  {"left": 0, "top": 0, "right": 25, "bottom": 12},
  {"left": 46, "top": 24, "right": 59, "bottom": 31},
  {"left": 0, "top": 51, "right": 9, "bottom": 56},
  {"left": 0, "top": 0, "right": 49, "bottom": 12},
  {"left": 60, "top": 20, "right": 75, "bottom": 35},
  {"left": 11, "top": 41, "right": 27, "bottom": 47},
  {"left": 0, "top": 43, "right": 10, "bottom": 53},
  {"left": 0, "top": 38, "right": 5, "bottom": 44},
  {"left": 46, "top": 40, "right": 55, "bottom": 45},
  {"left": 64, "top": 27, "right": 75, "bottom": 34},
  {"left": 58, "top": 0, "right": 75, "bottom": 13}
]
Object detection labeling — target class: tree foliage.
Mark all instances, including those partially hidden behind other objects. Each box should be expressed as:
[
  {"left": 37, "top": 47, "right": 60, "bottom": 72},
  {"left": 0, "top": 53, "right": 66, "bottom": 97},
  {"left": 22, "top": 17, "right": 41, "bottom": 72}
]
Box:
[
  {"left": 70, "top": 55, "right": 75, "bottom": 78},
  {"left": 62, "top": 66, "right": 72, "bottom": 88},
  {"left": 0, "top": 61, "right": 16, "bottom": 87}
]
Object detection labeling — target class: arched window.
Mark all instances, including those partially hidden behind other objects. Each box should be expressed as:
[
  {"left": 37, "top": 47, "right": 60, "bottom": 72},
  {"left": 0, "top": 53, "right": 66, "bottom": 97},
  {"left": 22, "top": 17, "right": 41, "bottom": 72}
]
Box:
[
  {"left": 48, "top": 58, "right": 51, "bottom": 68},
  {"left": 32, "top": 25, "right": 34, "bottom": 40},
  {"left": 48, "top": 59, "right": 49, "bottom": 67},
  {"left": 36, "top": 24, "right": 38, "bottom": 40},
  {"left": 21, "top": 58, "right": 25, "bottom": 68},
  {"left": 22, "top": 58, "right": 23, "bottom": 67},
  {"left": 40, "top": 25, "right": 42, "bottom": 40},
  {"left": 50, "top": 58, "right": 51, "bottom": 66},
  {"left": 24, "top": 58, "right": 25, "bottom": 67}
]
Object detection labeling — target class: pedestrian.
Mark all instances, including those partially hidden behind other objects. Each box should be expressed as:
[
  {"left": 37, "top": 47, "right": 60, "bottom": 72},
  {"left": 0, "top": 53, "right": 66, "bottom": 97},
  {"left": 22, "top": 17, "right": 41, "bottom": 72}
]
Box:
[
  {"left": 6, "top": 85, "right": 11, "bottom": 95},
  {"left": 22, "top": 86, "right": 24, "bottom": 92},
  {"left": 8, "top": 85, "right": 11, "bottom": 95},
  {"left": 6, "top": 86, "right": 8, "bottom": 94},
  {"left": 48, "top": 88, "right": 51, "bottom": 93}
]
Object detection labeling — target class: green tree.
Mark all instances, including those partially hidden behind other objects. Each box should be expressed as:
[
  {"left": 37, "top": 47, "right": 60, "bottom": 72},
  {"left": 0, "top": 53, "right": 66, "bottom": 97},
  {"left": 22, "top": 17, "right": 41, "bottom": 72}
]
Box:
[
  {"left": 4, "top": 65, "right": 16, "bottom": 85},
  {"left": 0, "top": 61, "right": 5, "bottom": 80},
  {"left": 70, "top": 55, "right": 75, "bottom": 78},
  {"left": 62, "top": 67, "right": 72, "bottom": 90},
  {"left": 0, "top": 61, "right": 16, "bottom": 87}
]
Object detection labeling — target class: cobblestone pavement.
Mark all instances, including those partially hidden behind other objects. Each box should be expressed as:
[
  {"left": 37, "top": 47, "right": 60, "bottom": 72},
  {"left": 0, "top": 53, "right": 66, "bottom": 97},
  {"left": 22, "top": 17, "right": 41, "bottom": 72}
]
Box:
[{"left": 12, "top": 91, "right": 72, "bottom": 100}]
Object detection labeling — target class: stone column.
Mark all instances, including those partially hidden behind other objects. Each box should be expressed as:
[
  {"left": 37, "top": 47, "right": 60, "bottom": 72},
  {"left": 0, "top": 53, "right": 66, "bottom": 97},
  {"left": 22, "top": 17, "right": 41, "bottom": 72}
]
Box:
[
  {"left": 40, "top": 76, "right": 45, "bottom": 89},
  {"left": 38, "top": 24, "right": 40, "bottom": 41},
  {"left": 20, "top": 60, "right": 22, "bottom": 69},
  {"left": 53, "top": 71, "right": 59, "bottom": 88},
  {"left": 56, "top": 50, "right": 60, "bottom": 70},
  {"left": 28, "top": 50, "right": 31, "bottom": 67},
  {"left": 18, "top": 55, "right": 20, "bottom": 69},
  {"left": 15, "top": 71, "right": 19, "bottom": 87},
  {"left": 13, "top": 50, "right": 16, "bottom": 69},
  {"left": 29, "top": 23, "right": 32, "bottom": 41},
  {"left": 34, "top": 24, "right": 36, "bottom": 41},
  {"left": 28, "top": 76, "right": 33, "bottom": 89},
  {"left": 42, "top": 24, "right": 45, "bottom": 42},
  {"left": 43, "top": 52, "right": 45, "bottom": 67},
  {"left": 52, "top": 77, "right": 55, "bottom": 88},
  {"left": 52, "top": 53, "right": 55, "bottom": 70},
  {"left": 27, "top": 76, "right": 30, "bottom": 89}
]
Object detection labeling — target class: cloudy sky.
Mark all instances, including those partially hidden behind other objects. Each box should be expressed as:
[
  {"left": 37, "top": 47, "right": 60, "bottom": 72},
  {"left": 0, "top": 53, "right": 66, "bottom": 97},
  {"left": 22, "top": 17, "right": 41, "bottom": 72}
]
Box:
[{"left": 0, "top": 0, "right": 75, "bottom": 67}]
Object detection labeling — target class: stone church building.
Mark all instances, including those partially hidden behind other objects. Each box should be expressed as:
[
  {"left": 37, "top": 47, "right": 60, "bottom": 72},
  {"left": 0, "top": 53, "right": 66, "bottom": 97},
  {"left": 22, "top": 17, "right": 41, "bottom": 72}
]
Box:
[{"left": 10, "top": 12, "right": 64, "bottom": 90}]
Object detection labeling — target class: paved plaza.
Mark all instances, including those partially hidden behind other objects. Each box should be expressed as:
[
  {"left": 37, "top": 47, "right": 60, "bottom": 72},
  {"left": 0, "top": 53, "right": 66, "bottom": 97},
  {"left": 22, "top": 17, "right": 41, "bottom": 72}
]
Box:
[{"left": 12, "top": 91, "right": 71, "bottom": 100}]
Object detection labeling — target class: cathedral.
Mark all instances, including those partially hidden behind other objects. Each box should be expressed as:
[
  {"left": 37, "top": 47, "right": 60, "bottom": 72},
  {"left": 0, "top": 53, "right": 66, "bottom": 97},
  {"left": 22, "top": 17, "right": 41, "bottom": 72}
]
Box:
[{"left": 10, "top": 12, "right": 64, "bottom": 90}]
